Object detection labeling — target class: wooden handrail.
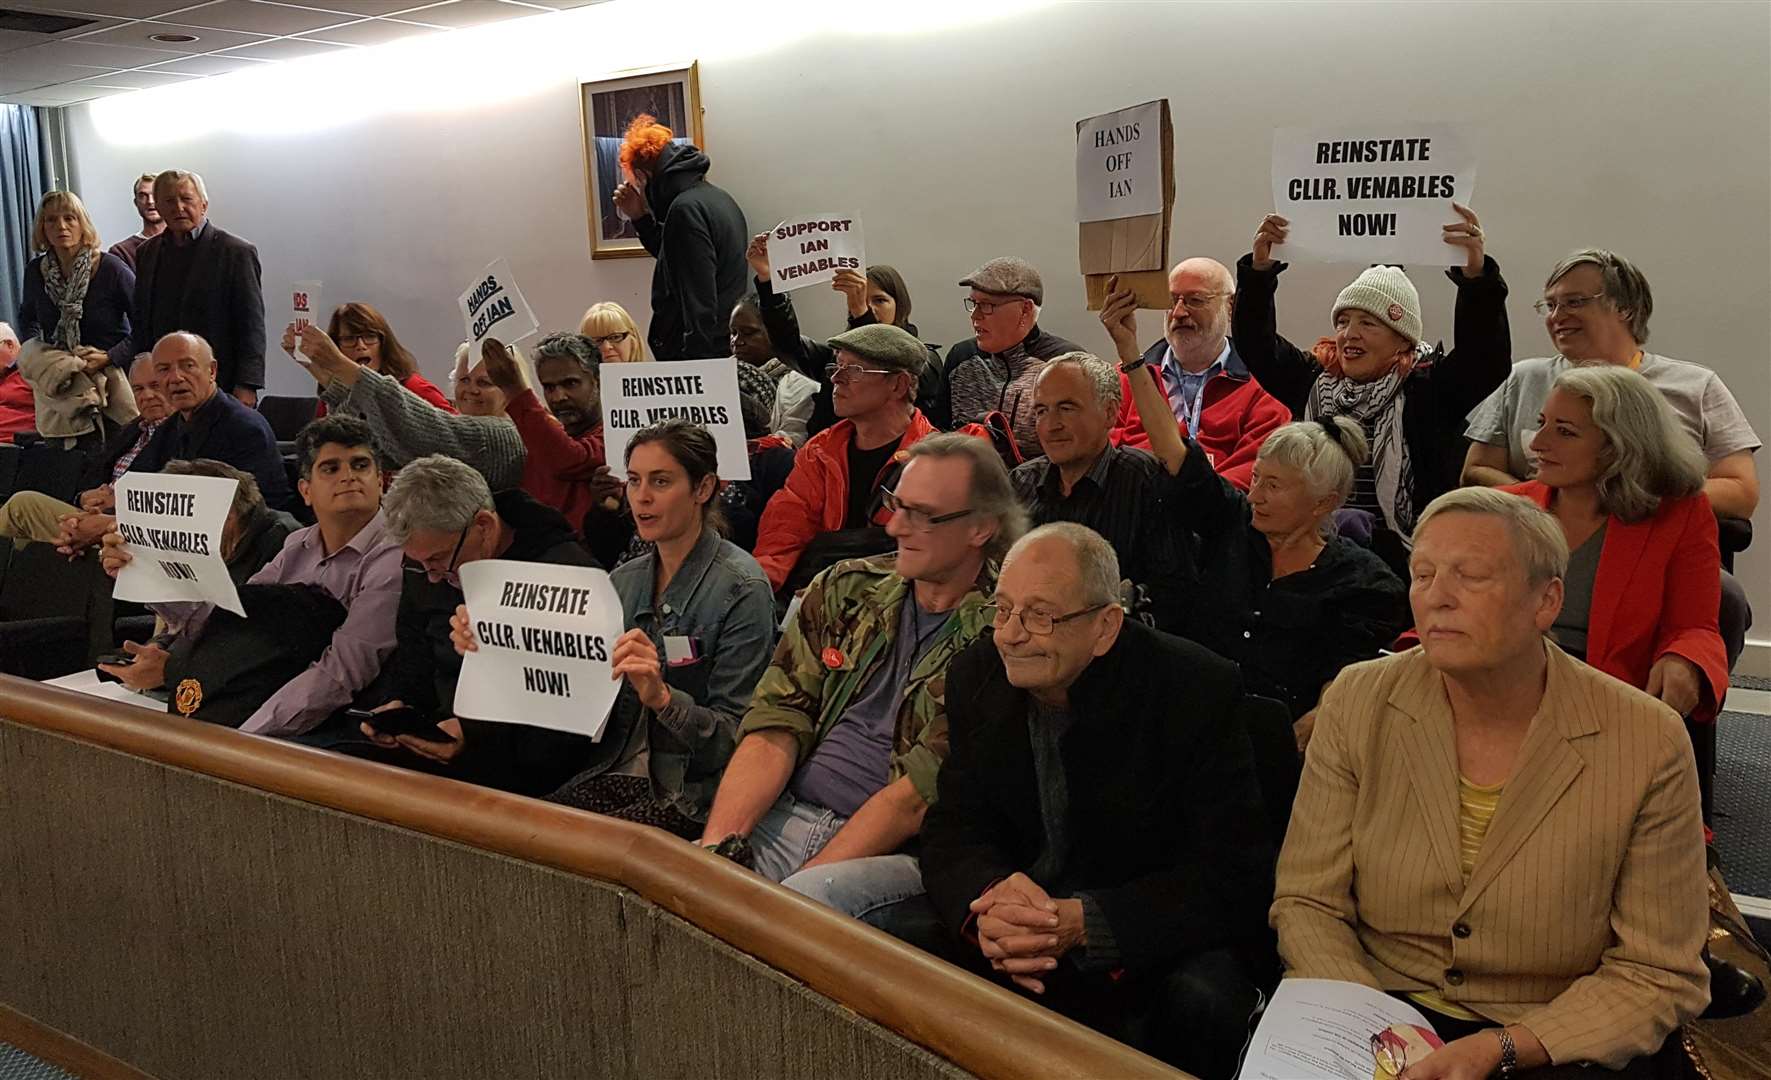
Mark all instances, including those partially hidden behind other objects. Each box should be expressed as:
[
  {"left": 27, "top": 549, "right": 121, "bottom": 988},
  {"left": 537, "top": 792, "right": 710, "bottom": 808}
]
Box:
[{"left": 0, "top": 675, "right": 1183, "bottom": 1080}]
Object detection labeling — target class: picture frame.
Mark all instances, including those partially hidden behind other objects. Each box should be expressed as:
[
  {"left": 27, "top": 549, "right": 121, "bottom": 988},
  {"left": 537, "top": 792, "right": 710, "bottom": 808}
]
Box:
[{"left": 579, "top": 62, "right": 704, "bottom": 260}]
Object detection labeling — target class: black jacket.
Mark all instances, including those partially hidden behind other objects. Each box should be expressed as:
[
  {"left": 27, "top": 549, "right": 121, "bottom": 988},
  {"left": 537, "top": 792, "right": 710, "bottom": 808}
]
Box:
[
  {"left": 921, "top": 621, "right": 1275, "bottom": 976},
  {"left": 389, "top": 488, "right": 600, "bottom": 797},
  {"left": 755, "top": 277, "right": 947, "bottom": 436},
  {"left": 132, "top": 389, "right": 292, "bottom": 509},
  {"left": 1232, "top": 254, "right": 1511, "bottom": 528},
  {"left": 1163, "top": 441, "right": 1409, "bottom": 718},
  {"left": 110, "top": 222, "right": 266, "bottom": 392},
  {"left": 17, "top": 251, "right": 135, "bottom": 351},
  {"left": 635, "top": 144, "right": 749, "bottom": 361}
]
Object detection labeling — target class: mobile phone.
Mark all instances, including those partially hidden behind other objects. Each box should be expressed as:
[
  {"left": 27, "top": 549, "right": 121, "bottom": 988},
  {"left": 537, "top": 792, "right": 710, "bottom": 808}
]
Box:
[
  {"left": 346, "top": 706, "right": 448, "bottom": 739},
  {"left": 95, "top": 652, "right": 136, "bottom": 684}
]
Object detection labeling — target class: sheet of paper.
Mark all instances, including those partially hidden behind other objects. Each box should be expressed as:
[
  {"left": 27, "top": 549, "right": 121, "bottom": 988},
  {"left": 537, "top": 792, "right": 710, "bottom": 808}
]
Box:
[
  {"left": 1240, "top": 979, "right": 1439, "bottom": 1080},
  {"left": 452, "top": 559, "right": 625, "bottom": 740},
  {"left": 767, "top": 213, "right": 865, "bottom": 291},
  {"left": 1076, "top": 100, "right": 1165, "bottom": 223},
  {"left": 600, "top": 358, "right": 751, "bottom": 481},
  {"left": 1271, "top": 124, "right": 1477, "bottom": 265},
  {"left": 458, "top": 257, "right": 540, "bottom": 350},
  {"left": 44, "top": 668, "right": 164, "bottom": 711},
  {"left": 111, "top": 472, "right": 244, "bottom": 616},
  {"left": 290, "top": 279, "right": 323, "bottom": 364}
]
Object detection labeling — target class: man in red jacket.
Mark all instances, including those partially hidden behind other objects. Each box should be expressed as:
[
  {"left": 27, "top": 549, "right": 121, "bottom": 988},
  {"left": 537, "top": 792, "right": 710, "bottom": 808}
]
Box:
[
  {"left": 753, "top": 324, "right": 935, "bottom": 591},
  {"left": 483, "top": 333, "right": 619, "bottom": 536},
  {"left": 1100, "top": 260, "right": 1288, "bottom": 490}
]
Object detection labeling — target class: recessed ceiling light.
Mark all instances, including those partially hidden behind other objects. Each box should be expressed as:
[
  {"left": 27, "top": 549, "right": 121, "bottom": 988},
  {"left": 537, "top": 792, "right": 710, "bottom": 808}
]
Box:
[{"left": 150, "top": 31, "right": 198, "bottom": 42}]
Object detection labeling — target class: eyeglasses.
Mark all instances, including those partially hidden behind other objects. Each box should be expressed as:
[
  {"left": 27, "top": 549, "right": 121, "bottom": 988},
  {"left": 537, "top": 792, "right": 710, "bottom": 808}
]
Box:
[
  {"left": 1532, "top": 293, "right": 1606, "bottom": 316},
  {"left": 1169, "top": 292, "right": 1226, "bottom": 312},
  {"left": 984, "top": 601, "right": 1111, "bottom": 636},
  {"left": 825, "top": 363, "right": 898, "bottom": 385},
  {"left": 590, "top": 331, "right": 631, "bottom": 348},
  {"left": 880, "top": 487, "right": 975, "bottom": 530},
  {"left": 336, "top": 332, "right": 382, "bottom": 348},
  {"left": 963, "top": 297, "right": 1029, "bottom": 316}
]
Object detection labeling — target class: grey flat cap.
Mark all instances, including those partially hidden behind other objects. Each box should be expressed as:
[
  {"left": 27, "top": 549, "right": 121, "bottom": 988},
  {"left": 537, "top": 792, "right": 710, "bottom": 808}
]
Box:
[
  {"left": 959, "top": 256, "right": 1043, "bottom": 305},
  {"left": 827, "top": 323, "right": 928, "bottom": 375}
]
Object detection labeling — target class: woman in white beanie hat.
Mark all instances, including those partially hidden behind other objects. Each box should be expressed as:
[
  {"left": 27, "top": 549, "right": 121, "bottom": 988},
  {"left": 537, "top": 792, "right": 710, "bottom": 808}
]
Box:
[{"left": 1232, "top": 204, "right": 1511, "bottom": 574}]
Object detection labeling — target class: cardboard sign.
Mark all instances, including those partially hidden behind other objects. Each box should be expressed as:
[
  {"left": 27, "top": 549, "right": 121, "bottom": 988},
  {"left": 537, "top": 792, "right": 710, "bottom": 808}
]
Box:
[
  {"left": 1076, "top": 100, "right": 1165, "bottom": 223},
  {"left": 601, "top": 358, "right": 751, "bottom": 481},
  {"left": 457, "top": 257, "right": 541, "bottom": 349},
  {"left": 111, "top": 472, "right": 244, "bottom": 617},
  {"left": 766, "top": 213, "right": 865, "bottom": 291},
  {"left": 1271, "top": 124, "right": 1477, "bottom": 265},
  {"left": 291, "top": 279, "right": 323, "bottom": 365}
]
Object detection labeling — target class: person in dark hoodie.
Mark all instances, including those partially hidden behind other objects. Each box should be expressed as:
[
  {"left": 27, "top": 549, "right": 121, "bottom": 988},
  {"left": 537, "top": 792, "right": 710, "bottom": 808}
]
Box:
[
  {"left": 744, "top": 234, "right": 947, "bottom": 436},
  {"left": 613, "top": 115, "right": 749, "bottom": 361},
  {"left": 355, "top": 454, "right": 601, "bottom": 797}
]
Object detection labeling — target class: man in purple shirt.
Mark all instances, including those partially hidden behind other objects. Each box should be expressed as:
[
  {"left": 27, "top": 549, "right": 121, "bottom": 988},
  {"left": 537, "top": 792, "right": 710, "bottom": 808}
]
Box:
[{"left": 97, "top": 415, "right": 403, "bottom": 735}]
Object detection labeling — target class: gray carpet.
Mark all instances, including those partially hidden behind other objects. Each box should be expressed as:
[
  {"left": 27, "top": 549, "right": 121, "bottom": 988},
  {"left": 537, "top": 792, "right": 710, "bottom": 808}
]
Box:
[
  {"left": 1714, "top": 709, "right": 1771, "bottom": 899},
  {"left": 1732, "top": 674, "right": 1771, "bottom": 692},
  {"left": 0, "top": 1044, "right": 74, "bottom": 1080}
]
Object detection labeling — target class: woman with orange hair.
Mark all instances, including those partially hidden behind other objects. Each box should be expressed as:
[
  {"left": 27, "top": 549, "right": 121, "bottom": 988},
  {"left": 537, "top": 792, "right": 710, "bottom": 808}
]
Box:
[{"left": 612, "top": 114, "right": 749, "bottom": 362}]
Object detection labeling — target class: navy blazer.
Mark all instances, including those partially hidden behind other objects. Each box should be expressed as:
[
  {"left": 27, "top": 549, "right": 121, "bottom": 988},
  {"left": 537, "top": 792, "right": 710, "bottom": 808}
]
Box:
[
  {"left": 132, "top": 387, "right": 291, "bottom": 508},
  {"left": 111, "top": 222, "right": 266, "bottom": 392},
  {"left": 15, "top": 251, "right": 135, "bottom": 351}
]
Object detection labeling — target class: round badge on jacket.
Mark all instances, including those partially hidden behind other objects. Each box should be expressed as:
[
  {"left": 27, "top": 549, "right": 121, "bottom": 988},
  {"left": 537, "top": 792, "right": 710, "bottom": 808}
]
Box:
[
  {"left": 174, "top": 678, "right": 203, "bottom": 716},
  {"left": 1387, "top": 303, "right": 1405, "bottom": 322},
  {"left": 821, "top": 647, "right": 845, "bottom": 669}
]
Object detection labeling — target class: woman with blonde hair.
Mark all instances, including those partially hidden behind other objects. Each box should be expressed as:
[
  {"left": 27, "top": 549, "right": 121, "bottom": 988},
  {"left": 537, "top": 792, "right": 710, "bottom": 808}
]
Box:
[
  {"left": 578, "top": 301, "right": 647, "bottom": 363},
  {"left": 17, "top": 190, "right": 136, "bottom": 362}
]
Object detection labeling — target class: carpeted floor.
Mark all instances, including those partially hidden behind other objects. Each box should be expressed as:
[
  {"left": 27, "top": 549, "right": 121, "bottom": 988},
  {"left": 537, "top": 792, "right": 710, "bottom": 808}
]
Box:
[
  {"left": 1713, "top": 709, "right": 1771, "bottom": 898},
  {"left": 0, "top": 1044, "right": 74, "bottom": 1080}
]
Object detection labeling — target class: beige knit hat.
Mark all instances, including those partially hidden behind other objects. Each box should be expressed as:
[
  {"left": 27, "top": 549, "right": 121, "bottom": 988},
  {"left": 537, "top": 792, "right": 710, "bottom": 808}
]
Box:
[{"left": 1332, "top": 266, "right": 1422, "bottom": 345}]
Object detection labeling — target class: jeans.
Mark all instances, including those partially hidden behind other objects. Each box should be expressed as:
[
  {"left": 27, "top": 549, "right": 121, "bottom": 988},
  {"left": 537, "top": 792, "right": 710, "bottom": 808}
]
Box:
[
  {"left": 746, "top": 791, "right": 848, "bottom": 883},
  {"left": 782, "top": 854, "right": 927, "bottom": 923}
]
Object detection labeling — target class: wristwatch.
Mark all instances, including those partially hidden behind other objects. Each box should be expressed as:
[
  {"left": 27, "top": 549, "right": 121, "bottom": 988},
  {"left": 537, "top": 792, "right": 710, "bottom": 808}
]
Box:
[
  {"left": 1496, "top": 1027, "right": 1517, "bottom": 1077},
  {"left": 1118, "top": 354, "right": 1147, "bottom": 375}
]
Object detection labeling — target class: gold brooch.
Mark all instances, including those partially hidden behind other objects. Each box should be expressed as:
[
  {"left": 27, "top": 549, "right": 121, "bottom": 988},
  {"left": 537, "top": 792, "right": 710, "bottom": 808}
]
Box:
[{"left": 174, "top": 678, "right": 203, "bottom": 716}]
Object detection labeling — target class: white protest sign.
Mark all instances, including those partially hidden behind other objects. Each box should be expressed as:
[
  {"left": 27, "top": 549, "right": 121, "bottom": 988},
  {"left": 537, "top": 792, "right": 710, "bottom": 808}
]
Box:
[
  {"left": 291, "top": 279, "right": 323, "bottom": 365},
  {"left": 1271, "top": 124, "right": 1477, "bottom": 265},
  {"left": 601, "top": 358, "right": 751, "bottom": 481},
  {"left": 1076, "top": 100, "right": 1165, "bottom": 223},
  {"left": 112, "top": 472, "right": 244, "bottom": 617},
  {"left": 457, "top": 257, "right": 541, "bottom": 350},
  {"left": 453, "top": 559, "right": 624, "bottom": 739},
  {"left": 766, "top": 213, "right": 865, "bottom": 291}
]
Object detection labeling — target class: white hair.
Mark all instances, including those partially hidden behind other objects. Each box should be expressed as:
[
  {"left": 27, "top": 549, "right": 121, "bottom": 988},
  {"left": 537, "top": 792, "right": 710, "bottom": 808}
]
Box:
[
  {"left": 382, "top": 455, "right": 494, "bottom": 541},
  {"left": 1004, "top": 523, "right": 1122, "bottom": 607},
  {"left": 0, "top": 322, "right": 17, "bottom": 345},
  {"left": 1040, "top": 351, "right": 1122, "bottom": 413}
]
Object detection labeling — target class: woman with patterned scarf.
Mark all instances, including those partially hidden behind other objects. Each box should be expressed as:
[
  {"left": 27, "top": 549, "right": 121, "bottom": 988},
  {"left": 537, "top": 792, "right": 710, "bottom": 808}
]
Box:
[
  {"left": 1231, "top": 204, "right": 1511, "bottom": 577},
  {"left": 16, "top": 191, "right": 136, "bottom": 369}
]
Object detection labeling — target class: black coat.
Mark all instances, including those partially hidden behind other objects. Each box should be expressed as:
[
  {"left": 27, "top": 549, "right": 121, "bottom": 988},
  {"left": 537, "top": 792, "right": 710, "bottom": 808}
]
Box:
[
  {"left": 635, "top": 143, "right": 749, "bottom": 361},
  {"left": 920, "top": 621, "right": 1276, "bottom": 975},
  {"left": 111, "top": 223, "right": 266, "bottom": 392},
  {"left": 132, "top": 388, "right": 291, "bottom": 509},
  {"left": 16, "top": 251, "right": 135, "bottom": 351}
]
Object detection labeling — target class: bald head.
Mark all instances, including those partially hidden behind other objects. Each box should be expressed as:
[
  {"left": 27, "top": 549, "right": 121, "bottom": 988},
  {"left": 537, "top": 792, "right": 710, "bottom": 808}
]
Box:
[
  {"left": 151, "top": 331, "right": 218, "bottom": 417},
  {"left": 0, "top": 322, "right": 17, "bottom": 367},
  {"left": 1165, "top": 258, "right": 1235, "bottom": 370}
]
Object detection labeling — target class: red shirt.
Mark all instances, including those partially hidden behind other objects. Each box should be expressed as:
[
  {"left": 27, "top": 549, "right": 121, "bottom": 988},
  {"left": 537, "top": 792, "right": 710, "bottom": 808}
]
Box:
[
  {"left": 507, "top": 388, "right": 606, "bottom": 535},
  {"left": 0, "top": 366, "right": 36, "bottom": 444}
]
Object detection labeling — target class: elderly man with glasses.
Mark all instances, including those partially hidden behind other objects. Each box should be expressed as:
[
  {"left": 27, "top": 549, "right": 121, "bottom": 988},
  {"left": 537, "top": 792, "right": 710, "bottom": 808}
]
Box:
[
  {"left": 917, "top": 522, "right": 1274, "bottom": 1079},
  {"left": 1099, "top": 257, "right": 1291, "bottom": 490},
  {"left": 702, "top": 434, "right": 1027, "bottom": 921},
  {"left": 752, "top": 323, "right": 945, "bottom": 592},
  {"left": 943, "top": 257, "right": 1083, "bottom": 455}
]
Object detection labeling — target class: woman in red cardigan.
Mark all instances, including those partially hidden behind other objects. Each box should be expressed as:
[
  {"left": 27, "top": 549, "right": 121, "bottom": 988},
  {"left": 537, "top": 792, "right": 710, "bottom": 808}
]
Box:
[
  {"left": 1509, "top": 363, "right": 1726, "bottom": 721},
  {"left": 313, "top": 302, "right": 454, "bottom": 418}
]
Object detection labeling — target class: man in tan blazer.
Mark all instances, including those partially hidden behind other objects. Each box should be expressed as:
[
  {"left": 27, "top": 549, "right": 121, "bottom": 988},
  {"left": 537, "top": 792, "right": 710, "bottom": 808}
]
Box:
[{"left": 1273, "top": 487, "right": 1708, "bottom": 1077}]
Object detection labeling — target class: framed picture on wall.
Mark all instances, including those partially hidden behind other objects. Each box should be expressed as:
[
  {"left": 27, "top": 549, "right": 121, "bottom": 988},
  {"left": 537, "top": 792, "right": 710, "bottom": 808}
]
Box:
[{"left": 579, "top": 62, "right": 704, "bottom": 260}]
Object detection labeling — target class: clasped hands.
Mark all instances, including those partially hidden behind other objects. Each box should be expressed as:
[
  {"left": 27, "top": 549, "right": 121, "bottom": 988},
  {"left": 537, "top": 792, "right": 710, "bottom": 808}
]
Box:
[{"left": 969, "top": 871, "right": 1087, "bottom": 995}]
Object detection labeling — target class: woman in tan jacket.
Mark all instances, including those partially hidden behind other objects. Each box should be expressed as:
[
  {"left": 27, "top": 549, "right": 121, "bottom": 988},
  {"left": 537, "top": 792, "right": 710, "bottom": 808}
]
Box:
[{"left": 1272, "top": 487, "right": 1708, "bottom": 1078}]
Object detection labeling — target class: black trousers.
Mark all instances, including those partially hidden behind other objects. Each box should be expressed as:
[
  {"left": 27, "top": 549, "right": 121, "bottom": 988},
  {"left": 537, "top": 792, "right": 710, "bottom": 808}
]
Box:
[{"left": 1412, "top": 1000, "right": 1689, "bottom": 1078}]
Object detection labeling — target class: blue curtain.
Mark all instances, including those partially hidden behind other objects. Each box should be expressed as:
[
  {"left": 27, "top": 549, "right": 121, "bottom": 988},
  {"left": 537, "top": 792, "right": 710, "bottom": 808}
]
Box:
[{"left": 0, "top": 104, "right": 49, "bottom": 333}]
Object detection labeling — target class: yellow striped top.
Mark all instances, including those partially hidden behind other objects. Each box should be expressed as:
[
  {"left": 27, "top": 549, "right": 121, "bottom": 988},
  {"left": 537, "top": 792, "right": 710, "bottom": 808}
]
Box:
[{"left": 1409, "top": 774, "right": 1506, "bottom": 1022}]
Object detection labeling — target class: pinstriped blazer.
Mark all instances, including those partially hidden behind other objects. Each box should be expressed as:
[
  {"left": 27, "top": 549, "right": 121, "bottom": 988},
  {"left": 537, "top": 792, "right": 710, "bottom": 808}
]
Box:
[{"left": 1271, "top": 643, "right": 1709, "bottom": 1069}]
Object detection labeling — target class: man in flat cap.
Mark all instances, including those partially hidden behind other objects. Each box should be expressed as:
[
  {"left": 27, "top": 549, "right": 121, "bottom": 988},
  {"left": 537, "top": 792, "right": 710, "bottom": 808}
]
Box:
[
  {"left": 753, "top": 323, "right": 939, "bottom": 592},
  {"left": 944, "top": 257, "right": 1082, "bottom": 457}
]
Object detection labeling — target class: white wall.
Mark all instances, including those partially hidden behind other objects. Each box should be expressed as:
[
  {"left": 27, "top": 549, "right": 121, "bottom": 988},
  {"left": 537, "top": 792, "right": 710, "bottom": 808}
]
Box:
[{"left": 63, "top": 0, "right": 1771, "bottom": 642}]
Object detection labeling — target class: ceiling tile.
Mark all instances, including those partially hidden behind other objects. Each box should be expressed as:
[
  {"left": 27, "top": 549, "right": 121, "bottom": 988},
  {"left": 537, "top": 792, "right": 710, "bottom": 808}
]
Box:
[
  {"left": 136, "top": 49, "right": 266, "bottom": 72},
  {"left": 294, "top": 15, "right": 432, "bottom": 43},
  {"left": 73, "top": 18, "right": 270, "bottom": 51},
  {"left": 391, "top": 0, "right": 535, "bottom": 29},
  {"left": 510, "top": 0, "right": 599, "bottom": 8},
  {"left": 2, "top": 0, "right": 207, "bottom": 19},
  {"left": 0, "top": 27, "right": 49, "bottom": 51},
  {"left": 289, "top": 0, "right": 436, "bottom": 14},
  {"left": 165, "top": 0, "right": 355, "bottom": 33},
  {"left": 0, "top": 44, "right": 119, "bottom": 78},
  {"left": 212, "top": 33, "right": 344, "bottom": 58},
  {"left": 11, "top": 80, "right": 137, "bottom": 102},
  {"left": 52, "top": 38, "right": 184, "bottom": 66},
  {"left": 73, "top": 64, "right": 198, "bottom": 85}
]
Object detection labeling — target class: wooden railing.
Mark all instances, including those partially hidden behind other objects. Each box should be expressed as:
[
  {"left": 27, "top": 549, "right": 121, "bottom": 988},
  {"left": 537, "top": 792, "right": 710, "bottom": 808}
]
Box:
[{"left": 0, "top": 675, "right": 1182, "bottom": 1080}]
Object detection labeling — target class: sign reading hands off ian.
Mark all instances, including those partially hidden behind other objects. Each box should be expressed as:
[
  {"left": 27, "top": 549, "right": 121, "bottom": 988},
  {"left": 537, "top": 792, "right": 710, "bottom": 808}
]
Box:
[
  {"left": 458, "top": 257, "right": 541, "bottom": 349},
  {"left": 1076, "top": 100, "right": 1165, "bottom": 223},
  {"left": 111, "top": 471, "right": 244, "bottom": 616},
  {"left": 1271, "top": 123, "right": 1477, "bottom": 265},
  {"left": 452, "top": 559, "right": 625, "bottom": 740}
]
